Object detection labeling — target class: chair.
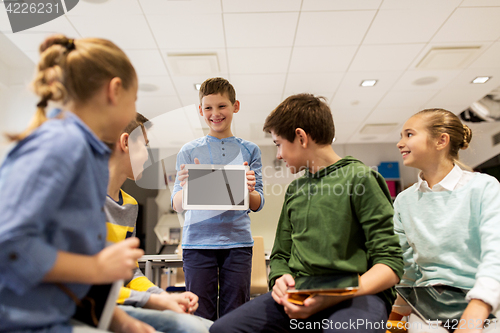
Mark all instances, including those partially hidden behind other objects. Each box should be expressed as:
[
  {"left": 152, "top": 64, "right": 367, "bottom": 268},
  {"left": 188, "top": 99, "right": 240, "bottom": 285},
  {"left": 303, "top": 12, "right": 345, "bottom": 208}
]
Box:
[{"left": 250, "top": 236, "right": 269, "bottom": 296}]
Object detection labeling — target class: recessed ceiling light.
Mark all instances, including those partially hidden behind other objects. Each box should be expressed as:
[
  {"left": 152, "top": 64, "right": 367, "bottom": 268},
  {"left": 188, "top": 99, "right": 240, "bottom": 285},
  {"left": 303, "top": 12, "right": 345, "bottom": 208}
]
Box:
[
  {"left": 360, "top": 79, "right": 377, "bottom": 87},
  {"left": 194, "top": 83, "right": 202, "bottom": 91},
  {"left": 472, "top": 76, "right": 491, "bottom": 84}
]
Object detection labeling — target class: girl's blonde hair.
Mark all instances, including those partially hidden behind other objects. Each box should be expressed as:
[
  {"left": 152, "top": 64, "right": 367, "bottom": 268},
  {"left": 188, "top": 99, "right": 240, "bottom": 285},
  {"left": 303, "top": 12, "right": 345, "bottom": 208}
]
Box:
[
  {"left": 415, "top": 108, "right": 473, "bottom": 167},
  {"left": 7, "top": 34, "right": 136, "bottom": 141}
]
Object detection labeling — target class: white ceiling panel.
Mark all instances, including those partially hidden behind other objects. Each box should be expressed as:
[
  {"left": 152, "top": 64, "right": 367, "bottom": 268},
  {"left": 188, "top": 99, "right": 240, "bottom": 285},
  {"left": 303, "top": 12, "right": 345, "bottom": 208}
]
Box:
[
  {"left": 140, "top": 0, "right": 221, "bottom": 15},
  {"left": 377, "top": 90, "right": 438, "bottom": 110},
  {"left": 227, "top": 48, "right": 291, "bottom": 74},
  {"left": 365, "top": 106, "right": 419, "bottom": 125},
  {"left": 138, "top": 76, "right": 176, "bottom": 98},
  {"left": 230, "top": 74, "right": 287, "bottom": 95},
  {"left": 364, "top": 9, "right": 454, "bottom": 44},
  {"left": 350, "top": 44, "right": 425, "bottom": 71},
  {"left": 392, "top": 70, "right": 462, "bottom": 91},
  {"left": 222, "top": 0, "right": 301, "bottom": 13},
  {"left": 161, "top": 48, "right": 228, "bottom": 74},
  {"left": 224, "top": 13, "right": 298, "bottom": 48},
  {"left": 0, "top": 6, "right": 11, "bottom": 33},
  {"left": 331, "top": 70, "right": 403, "bottom": 109},
  {"left": 427, "top": 88, "right": 494, "bottom": 110},
  {"left": 136, "top": 96, "right": 182, "bottom": 119},
  {"left": 4, "top": 16, "right": 80, "bottom": 52},
  {"left": 432, "top": 7, "right": 500, "bottom": 43},
  {"left": 447, "top": 68, "right": 500, "bottom": 90},
  {"left": 66, "top": 0, "right": 141, "bottom": 16},
  {"left": 468, "top": 42, "right": 500, "bottom": 69},
  {"left": 284, "top": 72, "right": 343, "bottom": 97},
  {"left": 237, "top": 94, "right": 282, "bottom": 114},
  {"left": 295, "top": 11, "right": 375, "bottom": 46},
  {"left": 148, "top": 14, "right": 225, "bottom": 49},
  {"left": 380, "top": 0, "right": 461, "bottom": 10},
  {"left": 289, "top": 46, "right": 357, "bottom": 73},
  {"left": 460, "top": 0, "right": 500, "bottom": 7},
  {"left": 5, "top": 32, "right": 58, "bottom": 52},
  {"left": 332, "top": 108, "right": 372, "bottom": 123},
  {"left": 301, "top": 0, "right": 381, "bottom": 11},
  {"left": 178, "top": 93, "right": 201, "bottom": 108},
  {"left": 126, "top": 50, "right": 168, "bottom": 77},
  {"left": 68, "top": 15, "right": 156, "bottom": 50}
]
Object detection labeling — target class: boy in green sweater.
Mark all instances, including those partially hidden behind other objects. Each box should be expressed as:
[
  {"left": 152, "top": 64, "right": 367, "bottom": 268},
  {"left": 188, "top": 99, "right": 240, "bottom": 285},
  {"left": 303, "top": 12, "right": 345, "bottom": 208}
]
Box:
[{"left": 210, "top": 94, "right": 403, "bottom": 333}]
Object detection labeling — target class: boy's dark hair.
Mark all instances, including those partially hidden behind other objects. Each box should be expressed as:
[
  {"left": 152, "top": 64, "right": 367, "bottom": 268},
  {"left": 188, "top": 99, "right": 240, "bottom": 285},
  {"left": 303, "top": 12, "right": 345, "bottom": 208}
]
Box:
[
  {"left": 263, "top": 94, "right": 335, "bottom": 145},
  {"left": 199, "top": 77, "right": 236, "bottom": 104},
  {"left": 123, "top": 112, "right": 150, "bottom": 135}
]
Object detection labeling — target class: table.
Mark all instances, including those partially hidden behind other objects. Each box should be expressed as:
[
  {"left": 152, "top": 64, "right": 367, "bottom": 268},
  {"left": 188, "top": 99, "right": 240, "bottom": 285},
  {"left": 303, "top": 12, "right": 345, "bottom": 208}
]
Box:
[
  {"left": 138, "top": 254, "right": 183, "bottom": 286},
  {"left": 139, "top": 254, "right": 271, "bottom": 287}
]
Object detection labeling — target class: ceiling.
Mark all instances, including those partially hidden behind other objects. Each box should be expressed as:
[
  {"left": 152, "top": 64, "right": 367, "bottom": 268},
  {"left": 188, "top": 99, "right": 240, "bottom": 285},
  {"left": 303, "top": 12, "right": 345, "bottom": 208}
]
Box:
[{"left": 2, "top": 0, "right": 500, "bottom": 147}]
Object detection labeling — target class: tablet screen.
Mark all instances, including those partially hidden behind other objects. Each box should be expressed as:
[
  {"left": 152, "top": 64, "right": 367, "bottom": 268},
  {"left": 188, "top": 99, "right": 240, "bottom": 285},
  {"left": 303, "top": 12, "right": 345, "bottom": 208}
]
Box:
[
  {"left": 290, "top": 273, "right": 359, "bottom": 293},
  {"left": 183, "top": 164, "right": 249, "bottom": 210},
  {"left": 396, "top": 286, "right": 496, "bottom": 325}
]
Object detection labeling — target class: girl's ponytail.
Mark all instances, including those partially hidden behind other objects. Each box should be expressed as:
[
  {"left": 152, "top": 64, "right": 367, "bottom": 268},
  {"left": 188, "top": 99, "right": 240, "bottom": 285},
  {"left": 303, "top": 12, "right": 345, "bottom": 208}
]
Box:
[
  {"left": 7, "top": 35, "right": 73, "bottom": 141},
  {"left": 6, "top": 34, "right": 136, "bottom": 142}
]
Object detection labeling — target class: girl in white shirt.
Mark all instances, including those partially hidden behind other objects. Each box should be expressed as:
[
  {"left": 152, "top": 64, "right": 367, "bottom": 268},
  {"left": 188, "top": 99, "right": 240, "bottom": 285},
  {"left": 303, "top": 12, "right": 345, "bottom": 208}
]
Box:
[{"left": 394, "top": 108, "right": 500, "bottom": 333}]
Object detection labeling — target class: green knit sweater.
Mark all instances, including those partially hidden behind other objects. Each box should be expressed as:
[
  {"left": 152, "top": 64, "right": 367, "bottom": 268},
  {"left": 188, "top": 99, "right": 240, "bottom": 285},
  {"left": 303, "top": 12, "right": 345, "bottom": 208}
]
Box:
[{"left": 269, "top": 156, "right": 404, "bottom": 313}]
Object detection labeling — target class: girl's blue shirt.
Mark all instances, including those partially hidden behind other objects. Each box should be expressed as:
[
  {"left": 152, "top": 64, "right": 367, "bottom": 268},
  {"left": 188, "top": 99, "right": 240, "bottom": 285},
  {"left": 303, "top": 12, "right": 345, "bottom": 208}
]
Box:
[{"left": 0, "top": 111, "right": 111, "bottom": 332}]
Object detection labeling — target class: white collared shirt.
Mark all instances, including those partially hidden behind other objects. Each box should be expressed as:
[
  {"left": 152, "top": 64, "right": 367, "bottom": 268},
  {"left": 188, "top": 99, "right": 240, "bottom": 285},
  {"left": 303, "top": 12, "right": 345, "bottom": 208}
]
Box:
[
  {"left": 413, "top": 164, "right": 500, "bottom": 312},
  {"left": 416, "top": 164, "right": 475, "bottom": 192}
]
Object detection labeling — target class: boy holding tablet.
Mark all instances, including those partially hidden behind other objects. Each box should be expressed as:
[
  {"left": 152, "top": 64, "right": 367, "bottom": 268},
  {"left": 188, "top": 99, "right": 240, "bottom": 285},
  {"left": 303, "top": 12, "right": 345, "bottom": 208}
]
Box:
[
  {"left": 210, "top": 94, "right": 404, "bottom": 333},
  {"left": 171, "top": 78, "right": 265, "bottom": 320}
]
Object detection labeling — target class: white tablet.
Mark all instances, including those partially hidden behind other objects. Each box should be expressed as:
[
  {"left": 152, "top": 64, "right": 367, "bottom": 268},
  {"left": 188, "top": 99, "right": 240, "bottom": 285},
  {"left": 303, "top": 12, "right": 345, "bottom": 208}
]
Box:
[{"left": 182, "top": 164, "right": 249, "bottom": 210}]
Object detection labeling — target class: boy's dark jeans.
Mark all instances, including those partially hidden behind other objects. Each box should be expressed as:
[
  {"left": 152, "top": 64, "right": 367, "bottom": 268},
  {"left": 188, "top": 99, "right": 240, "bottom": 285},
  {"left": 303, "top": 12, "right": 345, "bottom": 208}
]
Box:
[
  {"left": 209, "top": 292, "right": 388, "bottom": 333},
  {"left": 183, "top": 247, "right": 253, "bottom": 321}
]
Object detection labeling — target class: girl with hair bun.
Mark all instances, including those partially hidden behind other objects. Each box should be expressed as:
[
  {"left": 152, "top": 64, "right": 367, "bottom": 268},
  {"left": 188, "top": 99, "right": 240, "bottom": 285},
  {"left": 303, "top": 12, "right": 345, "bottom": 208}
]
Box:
[
  {"left": 394, "top": 109, "right": 500, "bottom": 332},
  {"left": 0, "top": 35, "right": 154, "bottom": 333}
]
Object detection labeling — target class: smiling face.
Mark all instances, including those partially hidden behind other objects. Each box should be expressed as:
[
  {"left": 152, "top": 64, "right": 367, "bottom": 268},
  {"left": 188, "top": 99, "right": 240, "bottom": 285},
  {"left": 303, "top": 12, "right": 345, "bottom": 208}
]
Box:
[
  {"left": 199, "top": 93, "right": 240, "bottom": 139},
  {"left": 272, "top": 131, "right": 306, "bottom": 174},
  {"left": 397, "top": 115, "right": 438, "bottom": 170}
]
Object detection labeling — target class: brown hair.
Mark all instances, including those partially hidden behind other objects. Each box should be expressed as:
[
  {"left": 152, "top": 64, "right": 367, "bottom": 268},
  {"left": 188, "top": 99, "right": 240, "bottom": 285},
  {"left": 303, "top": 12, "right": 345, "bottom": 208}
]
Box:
[
  {"left": 263, "top": 93, "right": 335, "bottom": 145},
  {"left": 123, "top": 112, "right": 150, "bottom": 136},
  {"left": 199, "top": 77, "right": 236, "bottom": 104},
  {"left": 7, "top": 34, "right": 136, "bottom": 141},
  {"left": 415, "top": 108, "right": 473, "bottom": 163}
]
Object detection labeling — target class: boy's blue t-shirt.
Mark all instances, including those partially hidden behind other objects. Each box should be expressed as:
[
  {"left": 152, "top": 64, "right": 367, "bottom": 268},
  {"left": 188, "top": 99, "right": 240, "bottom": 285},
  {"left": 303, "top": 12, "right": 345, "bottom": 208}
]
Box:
[
  {"left": 0, "top": 112, "right": 110, "bottom": 333},
  {"left": 171, "top": 135, "right": 264, "bottom": 249}
]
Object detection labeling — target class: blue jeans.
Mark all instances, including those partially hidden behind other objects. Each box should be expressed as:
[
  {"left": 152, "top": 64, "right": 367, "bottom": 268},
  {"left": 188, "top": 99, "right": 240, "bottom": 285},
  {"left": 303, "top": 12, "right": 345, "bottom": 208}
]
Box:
[
  {"left": 183, "top": 247, "right": 253, "bottom": 321},
  {"left": 209, "top": 292, "right": 388, "bottom": 333},
  {"left": 119, "top": 305, "right": 212, "bottom": 333}
]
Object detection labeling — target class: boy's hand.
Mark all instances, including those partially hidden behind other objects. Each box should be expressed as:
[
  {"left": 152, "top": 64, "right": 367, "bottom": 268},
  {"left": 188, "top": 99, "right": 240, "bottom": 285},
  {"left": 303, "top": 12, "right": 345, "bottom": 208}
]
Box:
[
  {"left": 145, "top": 292, "right": 199, "bottom": 314},
  {"left": 243, "top": 161, "right": 256, "bottom": 192},
  {"left": 272, "top": 274, "right": 295, "bottom": 305},
  {"left": 282, "top": 294, "right": 351, "bottom": 319},
  {"left": 94, "top": 238, "right": 143, "bottom": 283},
  {"left": 178, "top": 158, "right": 200, "bottom": 187}
]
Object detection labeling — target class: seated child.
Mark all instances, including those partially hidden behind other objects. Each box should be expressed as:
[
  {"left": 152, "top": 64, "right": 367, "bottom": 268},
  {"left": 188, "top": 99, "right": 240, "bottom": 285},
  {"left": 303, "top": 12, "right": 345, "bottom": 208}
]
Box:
[
  {"left": 105, "top": 112, "right": 212, "bottom": 333},
  {"left": 0, "top": 35, "right": 153, "bottom": 332},
  {"left": 394, "top": 108, "right": 500, "bottom": 333},
  {"left": 210, "top": 93, "right": 404, "bottom": 333}
]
